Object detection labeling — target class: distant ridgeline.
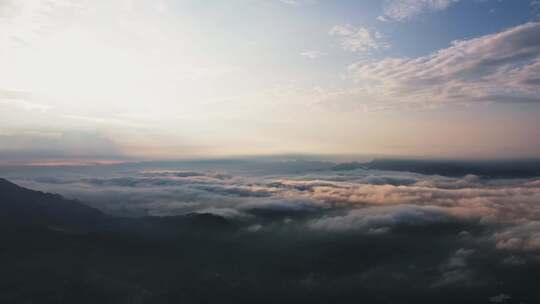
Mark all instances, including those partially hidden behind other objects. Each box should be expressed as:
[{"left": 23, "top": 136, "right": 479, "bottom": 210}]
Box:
[{"left": 332, "top": 159, "right": 540, "bottom": 178}]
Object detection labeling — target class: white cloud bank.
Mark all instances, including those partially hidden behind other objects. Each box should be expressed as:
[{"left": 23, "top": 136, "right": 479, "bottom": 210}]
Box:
[{"left": 16, "top": 163, "right": 540, "bottom": 253}]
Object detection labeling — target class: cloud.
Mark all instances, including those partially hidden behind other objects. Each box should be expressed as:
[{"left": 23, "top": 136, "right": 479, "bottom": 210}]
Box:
[
  {"left": 273, "top": 177, "right": 540, "bottom": 225},
  {"left": 8, "top": 160, "right": 540, "bottom": 257},
  {"left": 246, "top": 224, "right": 263, "bottom": 232},
  {"left": 0, "top": 89, "right": 52, "bottom": 112},
  {"left": 494, "top": 222, "right": 540, "bottom": 252},
  {"left": 379, "top": 0, "right": 460, "bottom": 22},
  {"left": 532, "top": 1, "right": 540, "bottom": 19},
  {"left": 278, "top": 0, "right": 315, "bottom": 5},
  {"left": 300, "top": 50, "right": 325, "bottom": 59},
  {"left": 241, "top": 197, "right": 321, "bottom": 213},
  {"left": 502, "top": 255, "right": 525, "bottom": 265},
  {"left": 15, "top": 161, "right": 540, "bottom": 224},
  {"left": 444, "top": 248, "right": 474, "bottom": 269},
  {"left": 307, "top": 205, "right": 453, "bottom": 232},
  {"left": 432, "top": 248, "right": 475, "bottom": 287},
  {"left": 343, "top": 22, "right": 540, "bottom": 108},
  {"left": 279, "top": 0, "right": 300, "bottom": 5},
  {"left": 195, "top": 207, "right": 253, "bottom": 219},
  {"left": 329, "top": 25, "right": 389, "bottom": 53},
  {"left": 431, "top": 268, "right": 473, "bottom": 287},
  {"left": 489, "top": 294, "right": 511, "bottom": 303}
]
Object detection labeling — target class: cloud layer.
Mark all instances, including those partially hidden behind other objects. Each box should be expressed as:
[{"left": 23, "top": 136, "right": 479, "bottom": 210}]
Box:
[{"left": 9, "top": 161, "right": 540, "bottom": 255}]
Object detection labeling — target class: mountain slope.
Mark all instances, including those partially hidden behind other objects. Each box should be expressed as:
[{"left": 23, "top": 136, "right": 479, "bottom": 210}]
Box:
[{"left": 0, "top": 178, "right": 104, "bottom": 230}]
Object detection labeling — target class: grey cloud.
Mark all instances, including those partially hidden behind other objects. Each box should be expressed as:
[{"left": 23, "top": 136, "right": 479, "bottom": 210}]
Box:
[
  {"left": 246, "top": 224, "right": 263, "bottom": 232},
  {"left": 502, "top": 255, "right": 525, "bottom": 265},
  {"left": 240, "top": 198, "right": 322, "bottom": 213},
  {"left": 489, "top": 294, "right": 511, "bottom": 303},
  {"left": 432, "top": 269, "right": 473, "bottom": 287},
  {"left": 307, "top": 205, "right": 453, "bottom": 232},
  {"left": 193, "top": 184, "right": 275, "bottom": 198},
  {"left": 444, "top": 248, "right": 475, "bottom": 269},
  {"left": 195, "top": 207, "right": 253, "bottom": 219},
  {"left": 494, "top": 222, "right": 540, "bottom": 252},
  {"left": 432, "top": 248, "right": 476, "bottom": 288}
]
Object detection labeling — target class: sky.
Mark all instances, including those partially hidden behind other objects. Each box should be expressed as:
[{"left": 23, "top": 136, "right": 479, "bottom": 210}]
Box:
[{"left": 0, "top": 0, "right": 539, "bottom": 164}]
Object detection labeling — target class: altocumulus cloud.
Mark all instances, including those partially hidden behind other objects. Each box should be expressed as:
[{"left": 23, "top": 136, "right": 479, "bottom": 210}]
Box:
[
  {"left": 378, "top": 0, "right": 460, "bottom": 22},
  {"left": 329, "top": 24, "right": 389, "bottom": 53},
  {"left": 332, "top": 22, "right": 540, "bottom": 109}
]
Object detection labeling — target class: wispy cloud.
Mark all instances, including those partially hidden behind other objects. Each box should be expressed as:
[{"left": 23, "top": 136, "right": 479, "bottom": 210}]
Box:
[
  {"left": 308, "top": 205, "right": 451, "bottom": 232},
  {"left": 279, "top": 0, "right": 300, "bottom": 5},
  {"left": 532, "top": 1, "right": 540, "bottom": 19},
  {"left": 378, "top": 0, "right": 460, "bottom": 22},
  {"left": 329, "top": 25, "right": 389, "bottom": 53},
  {"left": 300, "top": 50, "right": 325, "bottom": 59},
  {"left": 341, "top": 22, "right": 540, "bottom": 107}
]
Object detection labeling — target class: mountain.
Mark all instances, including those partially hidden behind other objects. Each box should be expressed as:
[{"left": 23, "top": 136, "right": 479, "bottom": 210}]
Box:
[
  {"left": 0, "top": 178, "right": 238, "bottom": 304},
  {"left": 0, "top": 178, "right": 104, "bottom": 230},
  {"left": 362, "top": 158, "right": 540, "bottom": 178},
  {"left": 331, "top": 161, "right": 366, "bottom": 171}
]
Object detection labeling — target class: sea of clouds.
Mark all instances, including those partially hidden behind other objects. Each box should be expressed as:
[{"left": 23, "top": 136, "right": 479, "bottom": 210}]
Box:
[{"left": 6, "top": 161, "right": 540, "bottom": 255}]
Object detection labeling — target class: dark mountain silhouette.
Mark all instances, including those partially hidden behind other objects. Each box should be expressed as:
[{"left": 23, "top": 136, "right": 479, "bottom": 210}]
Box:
[
  {"left": 0, "top": 178, "right": 104, "bottom": 230},
  {"left": 331, "top": 161, "right": 366, "bottom": 171},
  {"left": 0, "top": 178, "right": 230, "bottom": 235},
  {"left": 361, "top": 158, "right": 540, "bottom": 178}
]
